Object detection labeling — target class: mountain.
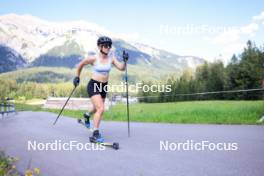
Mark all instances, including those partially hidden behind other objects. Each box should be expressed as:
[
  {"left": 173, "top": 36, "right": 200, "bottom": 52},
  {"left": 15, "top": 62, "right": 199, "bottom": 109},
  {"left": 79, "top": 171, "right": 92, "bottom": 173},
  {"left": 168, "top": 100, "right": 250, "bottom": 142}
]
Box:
[
  {"left": 0, "top": 13, "right": 205, "bottom": 75},
  {"left": 0, "top": 44, "right": 26, "bottom": 73},
  {"left": 133, "top": 42, "right": 204, "bottom": 70}
]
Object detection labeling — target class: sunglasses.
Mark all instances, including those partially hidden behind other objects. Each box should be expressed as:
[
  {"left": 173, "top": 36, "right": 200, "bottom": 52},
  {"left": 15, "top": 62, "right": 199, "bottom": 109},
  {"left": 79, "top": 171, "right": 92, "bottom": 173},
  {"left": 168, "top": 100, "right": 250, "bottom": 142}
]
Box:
[{"left": 101, "top": 44, "right": 112, "bottom": 49}]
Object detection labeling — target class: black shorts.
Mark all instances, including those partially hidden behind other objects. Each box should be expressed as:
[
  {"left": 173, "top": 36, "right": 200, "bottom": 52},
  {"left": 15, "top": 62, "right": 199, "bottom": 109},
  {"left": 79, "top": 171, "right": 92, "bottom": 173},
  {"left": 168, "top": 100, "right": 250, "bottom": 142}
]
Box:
[{"left": 87, "top": 79, "right": 108, "bottom": 98}]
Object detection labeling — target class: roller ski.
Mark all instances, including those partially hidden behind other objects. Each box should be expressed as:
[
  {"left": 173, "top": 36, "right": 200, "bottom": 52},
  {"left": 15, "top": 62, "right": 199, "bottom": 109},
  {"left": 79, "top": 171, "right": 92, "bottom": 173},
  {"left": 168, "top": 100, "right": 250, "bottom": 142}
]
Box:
[{"left": 77, "top": 113, "right": 119, "bottom": 150}]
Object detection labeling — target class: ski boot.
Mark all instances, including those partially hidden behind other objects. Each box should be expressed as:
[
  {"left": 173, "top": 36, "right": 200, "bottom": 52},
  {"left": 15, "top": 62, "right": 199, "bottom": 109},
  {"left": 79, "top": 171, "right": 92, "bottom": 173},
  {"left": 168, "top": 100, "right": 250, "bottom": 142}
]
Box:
[
  {"left": 89, "top": 130, "right": 104, "bottom": 143},
  {"left": 83, "top": 112, "right": 91, "bottom": 128}
]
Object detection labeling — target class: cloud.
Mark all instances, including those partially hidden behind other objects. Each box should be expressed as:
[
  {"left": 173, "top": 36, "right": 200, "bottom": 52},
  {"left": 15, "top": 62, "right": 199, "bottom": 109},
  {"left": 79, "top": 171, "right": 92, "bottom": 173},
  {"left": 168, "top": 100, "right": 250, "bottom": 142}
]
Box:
[
  {"left": 240, "top": 23, "right": 259, "bottom": 35},
  {"left": 211, "top": 11, "right": 263, "bottom": 45},
  {"left": 211, "top": 23, "right": 258, "bottom": 45},
  {"left": 211, "top": 28, "right": 240, "bottom": 44},
  {"left": 208, "top": 11, "right": 264, "bottom": 63},
  {"left": 253, "top": 11, "right": 264, "bottom": 21}
]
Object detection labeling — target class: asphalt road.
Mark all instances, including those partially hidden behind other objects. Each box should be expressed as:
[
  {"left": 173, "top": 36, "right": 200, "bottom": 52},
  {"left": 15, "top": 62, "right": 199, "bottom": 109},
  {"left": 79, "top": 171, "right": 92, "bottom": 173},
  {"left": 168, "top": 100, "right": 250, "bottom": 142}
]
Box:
[{"left": 0, "top": 111, "right": 263, "bottom": 176}]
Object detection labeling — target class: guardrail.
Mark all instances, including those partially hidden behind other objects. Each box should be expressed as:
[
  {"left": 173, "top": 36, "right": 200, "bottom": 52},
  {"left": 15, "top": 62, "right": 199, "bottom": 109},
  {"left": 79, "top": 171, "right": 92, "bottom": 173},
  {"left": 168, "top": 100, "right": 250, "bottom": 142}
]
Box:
[{"left": 1, "top": 98, "right": 16, "bottom": 117}]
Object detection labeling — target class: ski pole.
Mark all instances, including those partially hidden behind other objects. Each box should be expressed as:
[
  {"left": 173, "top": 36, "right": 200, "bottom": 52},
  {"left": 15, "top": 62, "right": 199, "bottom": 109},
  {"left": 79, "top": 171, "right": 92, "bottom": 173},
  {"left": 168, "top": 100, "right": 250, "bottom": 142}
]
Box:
[
  {"left": 53, "top": 86, "right": 77, "bottom": 125},
  {"left": 123, "top": 51, "right": 130, "bottom": 137}
]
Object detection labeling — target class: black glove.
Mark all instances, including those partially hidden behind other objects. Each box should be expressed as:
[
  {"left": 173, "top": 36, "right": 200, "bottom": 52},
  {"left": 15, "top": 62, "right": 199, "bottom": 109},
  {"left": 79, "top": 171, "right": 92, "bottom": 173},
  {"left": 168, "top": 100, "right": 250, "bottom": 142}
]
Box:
[
  {"left": 123, "top": 50, "right": 129, "bottom": 62},
  {"left": 73, "top": 76, "right": 80, "bottom": 87}
]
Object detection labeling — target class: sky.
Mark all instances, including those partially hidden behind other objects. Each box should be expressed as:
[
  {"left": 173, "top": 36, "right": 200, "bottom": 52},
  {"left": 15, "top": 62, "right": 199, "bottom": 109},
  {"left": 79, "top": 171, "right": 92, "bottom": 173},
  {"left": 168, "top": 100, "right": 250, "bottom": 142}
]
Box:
[{"left": 1, "top": 0, "right": 264, "bottom": 63}]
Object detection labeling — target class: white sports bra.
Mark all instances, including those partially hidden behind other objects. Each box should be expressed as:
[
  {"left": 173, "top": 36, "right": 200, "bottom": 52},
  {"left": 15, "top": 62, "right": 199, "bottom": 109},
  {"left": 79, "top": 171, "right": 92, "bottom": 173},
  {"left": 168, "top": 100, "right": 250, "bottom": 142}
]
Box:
[{"left": 92, "top": 54, "right": 112, "bottom": 76}]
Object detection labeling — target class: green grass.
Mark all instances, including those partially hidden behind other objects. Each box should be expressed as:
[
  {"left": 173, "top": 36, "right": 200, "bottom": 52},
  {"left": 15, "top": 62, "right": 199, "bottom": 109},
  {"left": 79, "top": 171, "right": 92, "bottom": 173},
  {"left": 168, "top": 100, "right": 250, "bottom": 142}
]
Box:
[
  {"left": 15, "top": 100, "right": 264, "bottom": 125},
  {"left": 104, "top": 101, "right": 264, "bottom": 124}
]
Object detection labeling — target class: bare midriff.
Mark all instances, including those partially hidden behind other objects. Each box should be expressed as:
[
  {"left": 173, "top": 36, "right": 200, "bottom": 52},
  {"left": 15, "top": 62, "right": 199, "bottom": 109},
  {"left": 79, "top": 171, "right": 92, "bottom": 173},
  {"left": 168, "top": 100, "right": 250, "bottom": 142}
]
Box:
[{"left": 91, "top": 73, "right": 109, "bottom": 83}]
